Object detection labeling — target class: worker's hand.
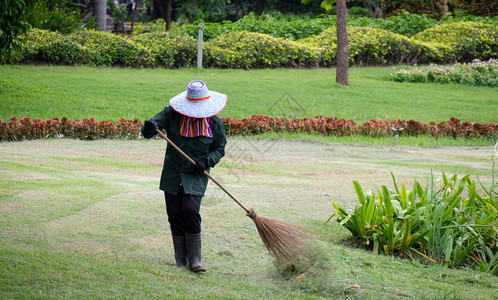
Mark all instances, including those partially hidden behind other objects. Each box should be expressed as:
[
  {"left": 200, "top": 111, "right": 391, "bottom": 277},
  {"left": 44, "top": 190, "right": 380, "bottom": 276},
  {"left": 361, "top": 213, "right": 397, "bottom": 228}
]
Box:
[
  {"left": 144, "top": 119, "right": 158, "bottom": 132},
  {"left": 194, "top": 158, "right": 208, "bottom": 174}
]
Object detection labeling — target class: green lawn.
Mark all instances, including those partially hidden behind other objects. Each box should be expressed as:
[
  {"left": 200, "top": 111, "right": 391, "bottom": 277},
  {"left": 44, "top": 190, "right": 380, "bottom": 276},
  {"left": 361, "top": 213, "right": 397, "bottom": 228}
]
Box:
[
  {"left": 1, "top": 139, "right": 496, "bottom": 299},
  {"left": 1, "top": 65, "right": 496, "bottom": 123}
]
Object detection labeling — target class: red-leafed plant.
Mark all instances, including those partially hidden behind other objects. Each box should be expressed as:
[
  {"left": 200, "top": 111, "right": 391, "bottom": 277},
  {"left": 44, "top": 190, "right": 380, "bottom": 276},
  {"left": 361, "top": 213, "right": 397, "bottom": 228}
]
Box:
[{"left": 0, "top": 116, "right": 496, "bottom": 142}]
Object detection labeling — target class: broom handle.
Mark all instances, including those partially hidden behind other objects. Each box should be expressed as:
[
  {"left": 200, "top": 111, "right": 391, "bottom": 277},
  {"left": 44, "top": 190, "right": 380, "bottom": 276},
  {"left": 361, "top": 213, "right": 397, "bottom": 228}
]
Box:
[{"left": 155, "top": 128, "right": 251, "bottom": 214}]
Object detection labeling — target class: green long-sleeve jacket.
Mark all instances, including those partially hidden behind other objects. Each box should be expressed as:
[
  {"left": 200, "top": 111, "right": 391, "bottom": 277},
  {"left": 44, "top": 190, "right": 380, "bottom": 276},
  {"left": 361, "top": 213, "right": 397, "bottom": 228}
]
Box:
[{"left": 141, "top": 106, "right": 227, "bottom": 196}]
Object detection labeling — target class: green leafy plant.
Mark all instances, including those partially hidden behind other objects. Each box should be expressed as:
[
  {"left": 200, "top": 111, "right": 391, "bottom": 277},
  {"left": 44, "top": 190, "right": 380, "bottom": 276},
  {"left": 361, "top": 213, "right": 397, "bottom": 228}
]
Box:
[
  {"left": 330, "top": 170, "right": 498, "bottom": 274},
  {"left": 132, "top": 32, "right": 197, "bottom": 68},
  {"left": 139, "top": 11, "right": 498, "bottom": 40},
  {"left": 25, "top": 1, "right": 84, "bottom": 34},
  {"left": 167, "top": 13, "right": 339, "bottom": 41},
  {"left": 380, "top": 10, "right": 437, "bottom": 37},
  {"left": 0, "top": 0, "right": 39, "bottom": 64},
  {"left": 204, "top": 31, "right": 320, "bottom": 69},
  {"left": 70, "top": 30, "right": 156, "bottom": 68},
  {"left": 412, "top": 22, "right": 498, "bottom": 61},
  {"left": 329, "top": 176, "right": 428, "bottom": 256},
  {"left": 300, "top": 25, "right": 450, "bottom": 66}
]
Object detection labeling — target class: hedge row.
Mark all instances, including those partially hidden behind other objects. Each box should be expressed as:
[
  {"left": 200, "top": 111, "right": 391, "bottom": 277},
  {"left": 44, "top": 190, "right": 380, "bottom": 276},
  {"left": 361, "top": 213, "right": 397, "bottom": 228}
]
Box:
[
  {"left": 1, "top": 116, "right": 496, "bottom": 142},
  {"left": 0, "top": 117, "right": 143, "bottom": 141},
  {"left": 413, "top": 22, "right": 498, "bottom": 62},
  {"left": 222, "top": 115, "right": 498, "bottom": 139},
  {"left": 13, "top": 21, "right": 498, "bottom": 68}
]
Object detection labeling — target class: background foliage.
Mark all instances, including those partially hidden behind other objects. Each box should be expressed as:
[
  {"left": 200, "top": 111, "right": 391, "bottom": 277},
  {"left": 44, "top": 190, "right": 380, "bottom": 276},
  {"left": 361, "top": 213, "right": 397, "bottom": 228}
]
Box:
[
  {"left": 381, "top": 0, "right": 448, "bottom": 20},
  {"left": 24, "top": 0, "right": 85, "bottom": 34},
  {"left": 453, "top": 0, "right": 498, "bottom": 18},
  {"left": 0, "top": 0, "right": 40, "bottom": 63},
  {"left": 2, "top": 0, "right": 497, "bottom": 64},
  {"left": 12, "top": 21, "right": 498, "bottom": 68},
  {"left": 156, "top": 11, "right": 498, "bottom": 40}
]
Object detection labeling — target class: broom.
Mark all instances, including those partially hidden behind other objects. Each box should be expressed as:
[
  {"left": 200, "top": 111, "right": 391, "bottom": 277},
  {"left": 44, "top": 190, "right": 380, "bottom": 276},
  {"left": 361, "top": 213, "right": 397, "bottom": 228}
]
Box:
[{"left": 155, "top": 128, "right": 311, "bottom": 265}]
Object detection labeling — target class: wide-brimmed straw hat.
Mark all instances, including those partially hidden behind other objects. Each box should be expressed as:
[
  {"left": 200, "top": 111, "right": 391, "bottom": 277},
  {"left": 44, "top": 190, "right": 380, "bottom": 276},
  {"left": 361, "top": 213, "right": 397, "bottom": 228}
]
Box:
[{"left": 169, "top": 80, "right": 227, "bottom": 118}]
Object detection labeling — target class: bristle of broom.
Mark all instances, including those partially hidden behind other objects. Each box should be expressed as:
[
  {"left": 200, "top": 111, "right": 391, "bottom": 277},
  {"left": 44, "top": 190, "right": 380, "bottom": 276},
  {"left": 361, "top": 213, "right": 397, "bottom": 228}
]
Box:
[{"left": 246, "top": 208, "right": 311, "bottom": 266}]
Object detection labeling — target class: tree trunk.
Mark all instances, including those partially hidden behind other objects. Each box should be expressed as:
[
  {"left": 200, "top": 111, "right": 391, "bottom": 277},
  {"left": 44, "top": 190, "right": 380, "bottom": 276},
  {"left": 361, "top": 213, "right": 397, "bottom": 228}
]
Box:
[
  {"left": 254, "top": 0, "right": 264, "bottom": 14},
  {"left": 94, "top": 0, "right": 107, "bottom": 31},
  {"left": 166, "top": 0, "right": 172, "bottom": 31},
  {"left": 131, "top": 1, "right": 138, "bottom": 34},
  {"left": 336, "top": 0, "right": 348, "bottom": 85},
  {"left": 153, "top": 0, "right": 166, "bottom": 20}
]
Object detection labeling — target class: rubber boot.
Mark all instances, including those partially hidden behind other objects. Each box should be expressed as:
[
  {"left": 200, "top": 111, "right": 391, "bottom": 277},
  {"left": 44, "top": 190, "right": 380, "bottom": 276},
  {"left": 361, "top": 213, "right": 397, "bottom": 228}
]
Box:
[
  {"left": 185, "top": 233, "right": 206, "bottom": 272},
  {"left": 172, "top": 235, "right": 187, "bottom": 268}
]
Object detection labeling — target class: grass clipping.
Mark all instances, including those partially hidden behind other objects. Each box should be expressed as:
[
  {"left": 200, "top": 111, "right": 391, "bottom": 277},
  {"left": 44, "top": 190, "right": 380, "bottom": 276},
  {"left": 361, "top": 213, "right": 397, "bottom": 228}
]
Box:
[
  {"left": 248, "top": 209, "right": 334, "bottom": 294},
  {"left": 247, "top": 208, "right": 318, "bottom": 269}
]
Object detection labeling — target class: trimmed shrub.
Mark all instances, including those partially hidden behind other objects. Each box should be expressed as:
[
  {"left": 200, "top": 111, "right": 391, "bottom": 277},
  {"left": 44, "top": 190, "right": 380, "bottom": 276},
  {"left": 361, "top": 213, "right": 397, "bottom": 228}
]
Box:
[
  {"left": 347, "top": 27, "right": 416, "bottom": 65},
  {"left": 0, "top": 117, "right": 143, "bottom": 141},
  {"left": 15, "top": 29, "right": 89, "bottom": 65},
  {"left": 12, "top": 22, "right": 498, "bottom": 68},
  {"left": 132, "top": 32, "right": 197, "bottom": 68},
  {"left": 221, "top": 115, "right": 357, "bottom": 136},
  {"left": 302, "top": 26, "right": 448, "bottom": 66},
  {"left": 69, "top": 30, "right": 156, "bottom": 68},
  {"left": 1, "top": 116, "right": 497, "bottom": 141},
  {"left": 358, "top": 117, "right": 498, "bottom": 139},
  {"left": 204, "top": 31, "right": 321, "bottom": 69},
  {"left": 408, "top": 40, "right": 451, "bottom": 64},
  {"left": 299, "top": 27, "right": 337, "bottom": 66},
  {"left": 412, "top": 22, "right": 498, "bottom": 62},
  {"left": 39, "top": 38, "right": 88, "bottom": 65}
]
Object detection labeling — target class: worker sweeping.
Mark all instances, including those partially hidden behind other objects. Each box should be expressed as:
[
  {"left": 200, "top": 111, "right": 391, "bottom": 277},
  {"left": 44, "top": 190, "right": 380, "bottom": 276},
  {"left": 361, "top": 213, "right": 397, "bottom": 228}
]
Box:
[{"left": 141, "top": 80, "right": 227, "bottom": 273}]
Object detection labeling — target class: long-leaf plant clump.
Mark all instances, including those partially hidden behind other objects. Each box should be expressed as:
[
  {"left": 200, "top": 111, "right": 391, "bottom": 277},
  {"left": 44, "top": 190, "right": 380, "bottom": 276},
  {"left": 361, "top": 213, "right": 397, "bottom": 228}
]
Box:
[{"left": 330, "top": 143, "right": 498, "bottom": 275}]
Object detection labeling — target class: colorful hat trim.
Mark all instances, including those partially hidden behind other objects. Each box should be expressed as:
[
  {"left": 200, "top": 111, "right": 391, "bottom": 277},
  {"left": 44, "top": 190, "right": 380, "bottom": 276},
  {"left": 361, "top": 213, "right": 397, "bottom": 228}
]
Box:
[{"left": 186, "top": 95, "right": 211, "bottom": 102}]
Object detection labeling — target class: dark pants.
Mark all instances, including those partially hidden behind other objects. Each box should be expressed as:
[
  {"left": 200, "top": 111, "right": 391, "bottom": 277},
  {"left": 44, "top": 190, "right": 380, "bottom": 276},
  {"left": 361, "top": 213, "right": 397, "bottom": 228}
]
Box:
[{"left": 164, "top": 186, "right": 202, "bottom": 236}]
